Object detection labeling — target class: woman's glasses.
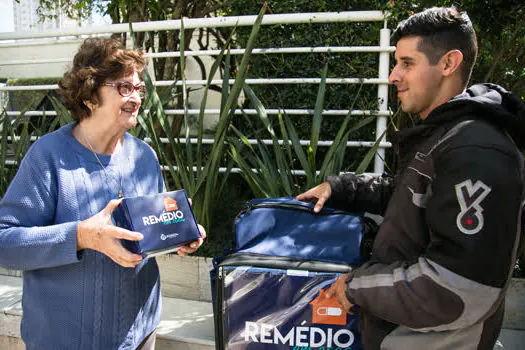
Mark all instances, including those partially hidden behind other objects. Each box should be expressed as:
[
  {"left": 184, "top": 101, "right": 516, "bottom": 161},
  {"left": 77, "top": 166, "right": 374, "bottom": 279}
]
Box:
[{"left": 103, "top": 81, "right": 147, "bottom": 98}]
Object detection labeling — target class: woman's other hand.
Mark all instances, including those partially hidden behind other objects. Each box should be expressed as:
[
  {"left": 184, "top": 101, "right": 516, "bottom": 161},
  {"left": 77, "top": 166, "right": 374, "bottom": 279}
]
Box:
[
  {"left": 177, "top": 224, "right": 206, "bottom": 256},
  {"left": 177, "top": 196, "right": 206, "bottom": 256},
  {"left": 77, "top": 199, "right": 144, "bottom": 267}
]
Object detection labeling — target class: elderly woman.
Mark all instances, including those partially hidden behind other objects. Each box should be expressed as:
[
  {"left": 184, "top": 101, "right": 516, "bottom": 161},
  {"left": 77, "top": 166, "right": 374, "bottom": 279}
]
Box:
[{"left": 0, "top": 37, "right": 205, "bottom": 349}]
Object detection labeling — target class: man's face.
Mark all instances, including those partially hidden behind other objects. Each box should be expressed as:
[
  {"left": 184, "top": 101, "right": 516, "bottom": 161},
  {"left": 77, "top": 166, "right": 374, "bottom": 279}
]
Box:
[{"left": 389, "top": 36, "right": 444, "bottom": 120}]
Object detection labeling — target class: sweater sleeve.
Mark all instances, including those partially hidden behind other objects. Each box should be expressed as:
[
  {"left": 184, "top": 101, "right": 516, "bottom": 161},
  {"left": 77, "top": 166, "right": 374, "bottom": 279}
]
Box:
[
  {"left": 327, "top": 173, "right": 394, "bottom": 214},
  {"left": 0, "top": 147, "right": 80, "bottom": 271},
  {"left": 344, "top": 145, "right": 521, "bottom": 331}
]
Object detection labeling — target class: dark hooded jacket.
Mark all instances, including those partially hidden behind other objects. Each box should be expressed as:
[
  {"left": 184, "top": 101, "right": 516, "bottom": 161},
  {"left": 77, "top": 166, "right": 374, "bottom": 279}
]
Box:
[{"left": 328, "top": 84, "right": 525, "bottom": 350}]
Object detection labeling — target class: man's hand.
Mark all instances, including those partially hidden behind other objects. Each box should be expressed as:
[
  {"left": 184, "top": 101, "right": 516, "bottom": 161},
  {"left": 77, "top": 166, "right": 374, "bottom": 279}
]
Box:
[
  {"left": 77, "top": 199, "right": 144, "bottom": 268},
  {"left": 177, "top": 224, "right": 206, "bottom": 256},
  {"left": 326, "top": 273, "right": 354, "bottom": 314},
  {"left": 296, "top": 181, "right": 332, "bottom": 213}
]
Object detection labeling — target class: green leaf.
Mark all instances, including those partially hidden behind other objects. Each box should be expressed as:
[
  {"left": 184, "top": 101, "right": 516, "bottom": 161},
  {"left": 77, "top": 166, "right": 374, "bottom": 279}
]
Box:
[
  {"left": 319, "top": 82, "right": 368, "bottom": 179},
  {"left": 310, "top": 62, "right": 328, "bottom": 156},
  {"left": 277, "top": 112, "right": 293, "bottom": 161},
  {"left": 244, "top": 85, "right": 275, "bottom": 137},
  {"left": 179, "top": 18, "right": 195, "bottom": 187},
  {"left": 202, "top": 3, "right": 267, "bottom": 212},
  {"left": 355, "top": 129, "right": 387, "bottom": 175},
  {"left": 196, "top": 29, "right": 235, "bottom": 174},
  {"left": 283, "top": 113, "right": 314, "bottom": 186}
]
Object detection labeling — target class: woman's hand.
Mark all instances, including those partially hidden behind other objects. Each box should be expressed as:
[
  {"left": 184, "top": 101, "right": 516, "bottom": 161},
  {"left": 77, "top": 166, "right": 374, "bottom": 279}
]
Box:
[
  {"left": 295, "top": 181, "right": 332, "bottom": 213},
  {"left": 177, "top": 224, "right": 206, "bottom": 256},
  {"left": 176, "top": 196, "right": 206, "bottom": 256},
  {"left": 77, "top": 199, "right": 144, "bottom": 268}
]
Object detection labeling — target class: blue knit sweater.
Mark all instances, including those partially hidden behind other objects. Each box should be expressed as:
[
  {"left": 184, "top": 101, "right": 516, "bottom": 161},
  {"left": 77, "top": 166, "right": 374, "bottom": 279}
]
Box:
[{"left": 0, "top": 123, "right": 165, "bottom": 349}]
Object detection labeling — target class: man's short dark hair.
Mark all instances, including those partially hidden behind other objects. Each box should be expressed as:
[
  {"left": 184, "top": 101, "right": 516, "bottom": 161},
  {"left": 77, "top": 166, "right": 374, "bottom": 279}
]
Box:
[{"left": 391, "top": 7, "right": 478, "bottom": 87}]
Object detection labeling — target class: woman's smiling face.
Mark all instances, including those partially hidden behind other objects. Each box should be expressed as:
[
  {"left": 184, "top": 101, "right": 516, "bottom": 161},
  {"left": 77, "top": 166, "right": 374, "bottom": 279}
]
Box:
[{"left": 93, "top": 71, "right": 144, "bottom": 131}]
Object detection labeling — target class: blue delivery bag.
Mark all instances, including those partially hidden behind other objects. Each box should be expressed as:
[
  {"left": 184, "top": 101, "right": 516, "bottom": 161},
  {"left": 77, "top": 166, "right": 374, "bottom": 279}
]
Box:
[
  {"left": 211, "top": 197, "right": 377, "bottom": 350},
  {"left": 215, "top": 255, "right": 361, "bottom": 350},
  {"left": 233, "top": 197, "right": 371, "bottom": 264}
]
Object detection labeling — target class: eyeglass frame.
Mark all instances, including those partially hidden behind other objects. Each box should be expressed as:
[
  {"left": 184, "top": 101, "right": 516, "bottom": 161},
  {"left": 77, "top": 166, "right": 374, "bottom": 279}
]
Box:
[{"left": 102, "top": 81, "right": 147, "bottom": 98}]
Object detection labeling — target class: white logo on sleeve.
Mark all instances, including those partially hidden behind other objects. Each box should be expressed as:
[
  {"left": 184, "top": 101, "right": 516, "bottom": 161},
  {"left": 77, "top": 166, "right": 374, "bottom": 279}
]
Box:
[
  {"left": 408, "top": 187, "right": 427, "bottom": 208},
  {"left": 455, "top": 179, "right": 491, "bottom": 235}
]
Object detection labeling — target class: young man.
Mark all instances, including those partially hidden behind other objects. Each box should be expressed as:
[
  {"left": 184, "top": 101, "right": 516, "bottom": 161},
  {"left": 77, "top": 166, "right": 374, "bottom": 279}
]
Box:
[{"left": 297, "top": 7, "right": 525, "bottom": 349}]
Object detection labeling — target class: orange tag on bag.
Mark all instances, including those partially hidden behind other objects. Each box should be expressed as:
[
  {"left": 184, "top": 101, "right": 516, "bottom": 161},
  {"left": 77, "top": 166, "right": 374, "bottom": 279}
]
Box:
[{"left": 309, "top": 289, "right": 347, "bottom": 325}]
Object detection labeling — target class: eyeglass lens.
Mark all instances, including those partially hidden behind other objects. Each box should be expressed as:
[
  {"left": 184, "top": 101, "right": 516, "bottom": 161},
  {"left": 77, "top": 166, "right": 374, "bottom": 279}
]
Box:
[{"left": 118, "top": 82, "right": 147, "bottom": 98}]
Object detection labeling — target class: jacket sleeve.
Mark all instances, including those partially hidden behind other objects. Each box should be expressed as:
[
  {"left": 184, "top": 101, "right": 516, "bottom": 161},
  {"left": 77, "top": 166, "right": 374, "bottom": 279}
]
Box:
[
  {"left": 327, "top": 173, "right": 395, "bottom": 215},
  {"left": 0, "top": 147, "right": 80, "bottom": 271},
  {"left": 345, "top": 144, "right": 522, "bottom": 331}
]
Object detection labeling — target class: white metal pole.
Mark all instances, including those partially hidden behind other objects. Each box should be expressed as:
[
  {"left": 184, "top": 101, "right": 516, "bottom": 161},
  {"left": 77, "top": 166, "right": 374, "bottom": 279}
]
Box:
[
  {"left": 0, "top": 46, "right": 395, "bottom": 65},
  {"left": 0, "top": 78, "right": 390, "bottom": 91},
  {"left": 374, "top": 26, "right": 391, "bottom": 174},
  {"left": 0, "top": 11, "right": 387, "bottom": 41},
  {"left": 6, "top": 109, "right": 393, "bottom": 117}
]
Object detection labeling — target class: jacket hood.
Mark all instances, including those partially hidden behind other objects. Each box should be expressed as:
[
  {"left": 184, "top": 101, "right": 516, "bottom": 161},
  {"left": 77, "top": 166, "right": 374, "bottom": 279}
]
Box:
[{"left": 425, "top": 83, "right": 525, "bottom": 150}]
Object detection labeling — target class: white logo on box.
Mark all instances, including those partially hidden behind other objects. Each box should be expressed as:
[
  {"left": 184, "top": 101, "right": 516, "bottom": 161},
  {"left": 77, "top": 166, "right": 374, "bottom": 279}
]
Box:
[{"left": 160, "top": 233, "right": 180, "bottom": 241}]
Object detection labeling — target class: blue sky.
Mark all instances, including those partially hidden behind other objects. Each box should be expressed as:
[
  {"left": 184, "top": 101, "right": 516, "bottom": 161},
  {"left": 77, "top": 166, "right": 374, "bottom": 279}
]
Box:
[{"left": 0, "top": 0, "right": 14, "bottom": 32}]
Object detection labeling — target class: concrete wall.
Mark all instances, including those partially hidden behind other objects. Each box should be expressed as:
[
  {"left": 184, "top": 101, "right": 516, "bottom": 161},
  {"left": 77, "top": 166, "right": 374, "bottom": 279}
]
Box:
[
  {"left": 157, "top": 254, "right": 214, "bottom": 302},
  {"left": 0, "top": 39, "right": 82, "bottom": 79}
]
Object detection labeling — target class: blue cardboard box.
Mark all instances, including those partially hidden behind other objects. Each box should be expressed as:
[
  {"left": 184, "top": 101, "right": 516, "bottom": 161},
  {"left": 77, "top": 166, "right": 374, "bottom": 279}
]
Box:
[{"left": 112, "top": 189, "right": 201, "bottom": 258}]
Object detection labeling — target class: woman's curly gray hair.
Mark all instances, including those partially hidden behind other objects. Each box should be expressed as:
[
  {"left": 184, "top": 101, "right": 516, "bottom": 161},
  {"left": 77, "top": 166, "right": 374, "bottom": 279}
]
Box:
[{"left": 58, "top": 37, "right": 147, "bottom": 122}]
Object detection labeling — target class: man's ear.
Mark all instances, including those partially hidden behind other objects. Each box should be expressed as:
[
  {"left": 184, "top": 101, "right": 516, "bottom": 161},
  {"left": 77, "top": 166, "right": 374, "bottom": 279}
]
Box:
[{"left": 441, "top": 49, "right": 463, "bottom": 77}]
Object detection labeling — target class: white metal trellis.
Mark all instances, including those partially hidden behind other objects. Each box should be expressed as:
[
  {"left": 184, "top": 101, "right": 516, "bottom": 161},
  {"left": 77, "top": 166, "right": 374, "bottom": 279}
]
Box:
[{"left": 0, "top": 11, "right": 393, "bottom": 175}]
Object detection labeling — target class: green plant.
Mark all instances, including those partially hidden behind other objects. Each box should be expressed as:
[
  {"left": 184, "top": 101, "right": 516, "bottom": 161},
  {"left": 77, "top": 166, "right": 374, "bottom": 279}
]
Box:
[
  {"left": 225, "top": 0, "right": 389, "bottom": 188},
  {"left": 0, "top": 98, "right": 72, "bottom": 196},
  {"left": 228, "top": 63, "right": 385, "bottom": 198},
  {"left": 134, "top": 4, "right": 268, "bottom": 232}
]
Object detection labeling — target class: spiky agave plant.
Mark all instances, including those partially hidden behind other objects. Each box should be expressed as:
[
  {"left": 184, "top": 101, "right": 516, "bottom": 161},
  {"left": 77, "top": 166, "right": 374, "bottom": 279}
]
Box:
[
  {"left": 0, "top": 95, "right": 73, "bottom": 197},
  {"left": 228, "top": 63, "right": 384, "bottom": 198}
]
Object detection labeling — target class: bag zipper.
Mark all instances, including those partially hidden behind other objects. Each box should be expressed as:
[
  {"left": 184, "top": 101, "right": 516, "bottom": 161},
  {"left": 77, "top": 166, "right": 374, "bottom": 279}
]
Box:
[{"left": 236, "top": 201, "right": 356, "bottom": 217}]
